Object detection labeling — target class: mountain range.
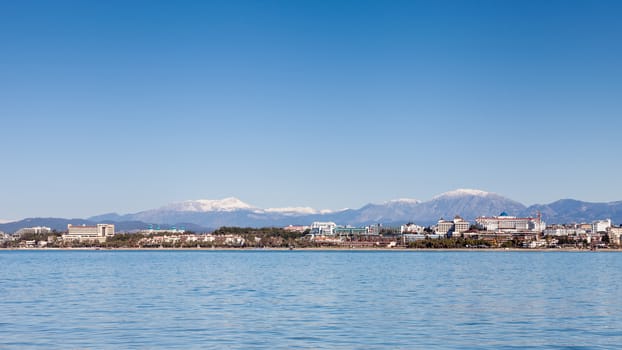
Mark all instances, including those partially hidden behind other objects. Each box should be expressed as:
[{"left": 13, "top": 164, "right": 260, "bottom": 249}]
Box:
[{"left": 2, "top": 189, "right": 622, "bottom": 233}]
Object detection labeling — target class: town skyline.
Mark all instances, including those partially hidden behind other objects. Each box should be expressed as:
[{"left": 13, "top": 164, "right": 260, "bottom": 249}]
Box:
[
  {"left": 2, "top": 1, "right": 622, "bottom": 220},
  {"left": 4, "top": 211, "right": 620, "bottom": 251}
]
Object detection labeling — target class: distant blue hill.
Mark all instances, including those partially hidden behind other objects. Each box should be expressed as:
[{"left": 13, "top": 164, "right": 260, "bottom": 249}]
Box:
[
  {"left": 0, "top": 218, "right": 210, "bottom": 234},
  {"left": 0, "top": 218, "right": 94, "bottom": 234},
  {"left": 523, "top": 199, "right": 622, "bottom": 224}
]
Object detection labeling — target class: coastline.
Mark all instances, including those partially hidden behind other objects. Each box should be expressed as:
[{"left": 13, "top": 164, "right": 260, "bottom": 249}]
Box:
[{"left": 1, "top": 247, "right": 620, "bottom": 252}]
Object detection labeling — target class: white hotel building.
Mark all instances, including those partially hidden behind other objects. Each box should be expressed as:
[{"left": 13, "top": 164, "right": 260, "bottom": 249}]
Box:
[
  {"left": 434, "top": 216, "right": 470, "bottom": 236},
  {"left": 62, "top": 224, "right": 115, "bottom": 242},
  {"left": 592, "top": 219, "right": 612, "bottom": 233},
  {"left": 310, "top": 222, "right": 337, "bottom": 235},
  {"left": 476, "top": 212, "right": 545, "bottom": 233}
]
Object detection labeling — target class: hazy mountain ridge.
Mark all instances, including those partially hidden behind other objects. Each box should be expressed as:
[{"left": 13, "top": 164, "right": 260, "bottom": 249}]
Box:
[
  {"left": 412, "top": 190, "right": 527, "bottom": 223},
  {"left": 91, "top": 190, "right": 622, "bottom": 227},
  {"left": 3, "top": 190, "right": 622, "bottom": 233},
  {"left": 522, "top": 199, "right": 622, "bottom": 224}
]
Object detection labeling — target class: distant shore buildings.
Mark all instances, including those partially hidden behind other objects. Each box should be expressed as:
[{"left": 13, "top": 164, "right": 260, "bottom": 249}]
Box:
[
  {"left": 139, "top": 224, "right": 186, "bottom": 235},
  {"left": 4, "top": 210, "right": 622, "bottom": 250}
]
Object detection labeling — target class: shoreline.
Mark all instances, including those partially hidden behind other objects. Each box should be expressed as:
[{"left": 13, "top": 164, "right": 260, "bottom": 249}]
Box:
[{"left": 1, "top": 247, "right": 620, "bottom": 252}]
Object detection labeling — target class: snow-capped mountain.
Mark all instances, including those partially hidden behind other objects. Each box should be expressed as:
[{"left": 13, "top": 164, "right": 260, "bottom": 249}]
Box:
[
  {"left": 417, "top": 189, "right": 527, "bottom": 221},
  {"left": 385, "top": 198, "right": 422, "bottom": 204},
  {"left": 335, "top": 198, "right": 422, "bottom": 223},
  {"left": 522, "top": 199, "right": 622, "bottom": 224},
  {"left": 87, "top": 190, "right": 527, "bottom": 227},
  {"left": 158, "top": 197, "right": 255, "bottom": 212},
  {"left": 432, "top": 189, "right": 492, "bottom": 199},
  {"left": 89, "top": 197, "right": 340, "bottom": 228},
  {"left": 137, "top": 198, "right": 334, "bottom": 216},
  {"left": 263, "top": 207, "right": 334, "bottom": 216}
]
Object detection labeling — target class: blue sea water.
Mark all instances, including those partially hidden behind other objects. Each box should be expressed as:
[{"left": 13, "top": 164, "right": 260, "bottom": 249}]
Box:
[{"left": 1, "top": 250, "right": 621, "bottom": 349}]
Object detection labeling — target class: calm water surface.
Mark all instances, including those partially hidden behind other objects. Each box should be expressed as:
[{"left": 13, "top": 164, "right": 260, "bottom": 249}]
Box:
[{"left": 1, "top": 250, "right": 621, "bottom": 349}]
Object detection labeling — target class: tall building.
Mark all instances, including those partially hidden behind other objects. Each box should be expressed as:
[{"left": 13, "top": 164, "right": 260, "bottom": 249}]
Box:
[
  {"left": 453, "top": 216, "right": 470, "bottom": 234},
  {"left": 434, "top": 216, "right": 470, "bottom": 236},
  {"left": 435, "top": 219, "right": 454, "bottom": 235},
  {"left": 62, "top": 224, "right": 115, "bottom": 242},
  {"left": 592, "top": 219, "right": 612, "bottom": 233}
]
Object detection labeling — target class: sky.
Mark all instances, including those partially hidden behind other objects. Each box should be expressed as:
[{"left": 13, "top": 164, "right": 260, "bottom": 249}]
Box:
[{"left": 1, "top": 0, "right": 621, "bottom": 220}]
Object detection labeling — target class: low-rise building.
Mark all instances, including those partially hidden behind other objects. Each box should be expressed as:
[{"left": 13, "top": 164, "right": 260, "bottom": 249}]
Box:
[
  {"left": 544, "top": 224, "right": 588, "bottom": 236},
  {"left": 334, "top": 227, "right": 369, "bottom": 236},
  {"left": 140, "top": 228, "right": 186, "bottom": 235},
  {"left": 307, "top": 235, "right": 343, "bottom": 244},
  {"left": 403, "top": 233, "right": 445, "bottom": 242},
  {"left": 401, "top": 222, "right": 424, "bottom": 234},
  {"left": 62, "top": 224, "right": 115, "bottom": 243},
  {"left": 0, "top": 232, "right": 12, "bottom": 243},
  {"left": 15, "top": 226, "right": 52, "bottom": 236},
  {"left": 283, "top": 225, "right": 310, "bottom": 233},
  {"left": 523, "top": 239, "right": 548, "bottom": 249},
  {"left": 403, "top": 234, "right": 427, "bottom": 242},
  {"left": 608, "top": 226, "right": 622, "bottom": 245},
  {"left": 138, "top": 224, "right": 186, "bottom": 235},
  {"left": 578, "top": 223, "right": 593, "bottom": 231}
]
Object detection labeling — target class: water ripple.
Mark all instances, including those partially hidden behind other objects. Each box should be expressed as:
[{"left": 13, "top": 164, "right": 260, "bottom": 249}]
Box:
[{"left": 1, "top": 251, "right": 622, "bottom": 349}]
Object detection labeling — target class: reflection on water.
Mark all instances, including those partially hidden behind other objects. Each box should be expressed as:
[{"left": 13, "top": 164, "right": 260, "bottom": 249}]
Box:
[{"left": 1, "top": 251, "right": 621, "bottom": 349}]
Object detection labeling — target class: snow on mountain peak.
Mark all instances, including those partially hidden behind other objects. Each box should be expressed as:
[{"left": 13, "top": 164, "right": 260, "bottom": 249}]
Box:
[
  {"left": 433, "top": 189, "right": 493, "bottom": 199},
  {"left": 264, "top": 207, "right": 330, "bottom": 215},
  {"left": 384, "top": 198, "right": 421, "bottom": 205},
  {"left": 164, "top": 197, "right": 254, "bottom": 212}
]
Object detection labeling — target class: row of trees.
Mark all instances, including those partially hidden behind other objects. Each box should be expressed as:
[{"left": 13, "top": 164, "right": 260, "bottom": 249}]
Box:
[
  {"left": 407, "top": 237, "right": 491, "bottom": 249},
  {"left": 213, "top": 227, "right": 307, "bottom": 248}
]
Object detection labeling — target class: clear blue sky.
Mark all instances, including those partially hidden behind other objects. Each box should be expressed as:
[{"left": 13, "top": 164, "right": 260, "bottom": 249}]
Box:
[{"left": 1, "top": 0, "right": 621, "bottom": 219}]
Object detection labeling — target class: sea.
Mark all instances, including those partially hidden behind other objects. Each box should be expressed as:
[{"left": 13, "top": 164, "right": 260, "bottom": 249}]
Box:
[{"left": 1, "top": 250, "right": 621, "bottom": 349}]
